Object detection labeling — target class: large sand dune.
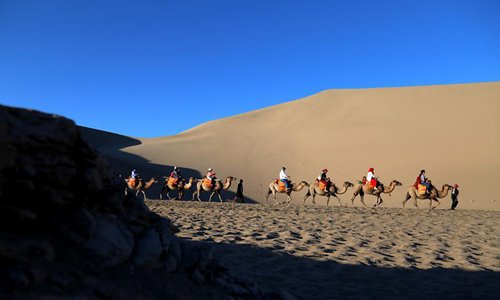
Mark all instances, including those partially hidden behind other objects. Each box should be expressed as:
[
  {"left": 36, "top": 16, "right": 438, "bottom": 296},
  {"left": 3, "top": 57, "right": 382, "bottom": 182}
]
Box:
[{"left": 82, "top": 82, "right": 500, "bottom": 210}]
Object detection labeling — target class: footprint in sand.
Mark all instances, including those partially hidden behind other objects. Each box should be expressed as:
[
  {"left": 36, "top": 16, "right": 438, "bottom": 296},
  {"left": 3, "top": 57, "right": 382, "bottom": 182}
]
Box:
[{"left": 266, "top": 232, "right": 280, "bottom": 239}]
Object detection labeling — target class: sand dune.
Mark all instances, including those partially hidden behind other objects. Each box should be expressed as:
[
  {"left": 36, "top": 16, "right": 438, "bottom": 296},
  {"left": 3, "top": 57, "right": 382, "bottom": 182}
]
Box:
[{"left": 83, "top": 82, "right": 500, "bottom": 210}]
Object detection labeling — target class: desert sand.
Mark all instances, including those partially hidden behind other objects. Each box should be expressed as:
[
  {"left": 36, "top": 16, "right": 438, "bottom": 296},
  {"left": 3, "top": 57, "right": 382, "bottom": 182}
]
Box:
[
  {"left": 78, "top": 82, "right": 500, "bottom": 298},
  {"left": 81, "top": 82, "right": 500, "bottom": 211},
  {"left": 148, "top": 200, "right": 500, "bottom": 299}
]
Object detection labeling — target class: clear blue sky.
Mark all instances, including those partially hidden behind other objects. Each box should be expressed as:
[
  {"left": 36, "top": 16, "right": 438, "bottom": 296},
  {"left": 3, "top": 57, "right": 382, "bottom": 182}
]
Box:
[{"left": 1, "top": 0, "right": 499, "bottom": 137}]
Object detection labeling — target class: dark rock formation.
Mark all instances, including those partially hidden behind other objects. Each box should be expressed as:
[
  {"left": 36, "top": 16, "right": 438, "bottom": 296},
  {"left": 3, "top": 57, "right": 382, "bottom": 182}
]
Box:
[{"left": 0, "top": 105, "right": 270, "bottom": 299}]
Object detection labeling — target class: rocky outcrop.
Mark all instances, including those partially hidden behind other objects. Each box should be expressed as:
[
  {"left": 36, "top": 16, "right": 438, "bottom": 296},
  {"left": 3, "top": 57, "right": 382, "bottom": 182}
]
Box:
[{"left": 0, "top": 105, "right": 270, "bottom": 299}]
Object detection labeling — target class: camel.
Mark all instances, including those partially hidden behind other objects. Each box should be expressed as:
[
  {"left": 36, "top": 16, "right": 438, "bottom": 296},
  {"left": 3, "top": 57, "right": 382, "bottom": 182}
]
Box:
[
  {"left": 303, "top": 181, "right": 354, "bottom": 206},
  {"left": 265, "top": 180, "right": 310, "bottom": 205},
  {"left": 192, "top": 176, "right": 236, "bottom": 202},
  {"left": 350, "top": 180, "right": 402, "bottom": 207},
  {"left": 403, "top": 184, "right": 453, "bottom": 211},
  {"left": 124, "top": 177, "right": 157, "bottom": 200},
  {"left": 160, "top": 177, "right": 194, "bottom": 200}
]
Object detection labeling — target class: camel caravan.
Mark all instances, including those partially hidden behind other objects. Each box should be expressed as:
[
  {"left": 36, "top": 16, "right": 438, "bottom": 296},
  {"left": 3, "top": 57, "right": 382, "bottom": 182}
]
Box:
[
  {"left": 123, "top": 166, "right": 458, "bottom": 211},
  {"left": 125, "top": 167, "right": 236, "bottom": 202}
]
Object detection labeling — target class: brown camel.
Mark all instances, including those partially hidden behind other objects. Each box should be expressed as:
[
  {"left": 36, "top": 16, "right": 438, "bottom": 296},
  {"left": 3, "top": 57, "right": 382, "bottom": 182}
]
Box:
[
  {"left": 403, "top": 184, "right": 453, "bottom": 211},
  {"left": 350, "top": 180, "right": 402, "bottom": 207},
  {"left": 160, "top": 177, "right": 194, "bottom": 200},
  {"left": 303, "top": 181, "right": 354, "bottom": 206},
  {"left": 192, "top": 176, "right": 236, "bottom": 202},
  {"left": 265, "top": 181, "right": 310, "bottom": 205},
  {"left": 125, "top": 177, "right": 157, "bottom": 200}
]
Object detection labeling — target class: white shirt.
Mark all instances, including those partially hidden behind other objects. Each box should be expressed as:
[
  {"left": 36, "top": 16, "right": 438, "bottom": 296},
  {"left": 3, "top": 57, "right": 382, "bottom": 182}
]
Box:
[
  {"left": 367, "top": 171, "right": 375, "bottom": 181},
  {"left": 279, "top": 169, "right": 288, "bottom": 180},
  {"left": 420, "top": 174, "right": 426, "bottom": 182}
]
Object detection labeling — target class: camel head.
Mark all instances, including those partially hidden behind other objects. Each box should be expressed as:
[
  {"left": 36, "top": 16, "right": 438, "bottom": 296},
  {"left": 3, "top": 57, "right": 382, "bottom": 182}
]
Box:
[
  {"left": 344, "top": 181, "right": 355, "bottom": 188},
  {"left": 299, "top": 181, "right": 310, "bottom": 187},
  {"left": 392, "top": 180, "right": 402, "bottom": 186}
]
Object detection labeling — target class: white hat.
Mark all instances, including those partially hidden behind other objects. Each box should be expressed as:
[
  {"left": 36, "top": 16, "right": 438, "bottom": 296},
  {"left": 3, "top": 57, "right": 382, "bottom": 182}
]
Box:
[{"left": 208, "top": 168, "right": 213, "bottom": 171}]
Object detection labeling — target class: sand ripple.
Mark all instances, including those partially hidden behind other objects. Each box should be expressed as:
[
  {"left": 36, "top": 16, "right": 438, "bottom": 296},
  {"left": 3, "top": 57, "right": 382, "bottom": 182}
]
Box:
[{"left": 148, "top": 201, "right": 500, "bottom": 299}]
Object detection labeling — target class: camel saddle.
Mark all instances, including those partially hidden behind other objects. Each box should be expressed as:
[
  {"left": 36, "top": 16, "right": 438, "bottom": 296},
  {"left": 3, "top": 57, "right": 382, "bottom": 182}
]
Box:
[
  {"left": 275, "top": 180, "right": 287, "bottom": 192},
  {"left": 167, "top": 177, "right": 179, "bottom": 187},
  {"left": 318, "top": 180, "right": 327, "bottom": 191},
  {"left": 202, "top": 178, "right": 212, "bottom": 188},
  {"left": 417, "top": 184, "right": 427, "bottom": 195}
]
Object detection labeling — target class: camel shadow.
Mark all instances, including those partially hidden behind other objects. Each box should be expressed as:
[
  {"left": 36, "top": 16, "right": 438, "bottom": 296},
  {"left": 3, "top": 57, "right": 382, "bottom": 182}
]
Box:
[
  {"left": 79, "top": 127, "right": 257, "bottom": 203},
  {"left": 184, "top": 239, "right": 500, "bottom": 299}
]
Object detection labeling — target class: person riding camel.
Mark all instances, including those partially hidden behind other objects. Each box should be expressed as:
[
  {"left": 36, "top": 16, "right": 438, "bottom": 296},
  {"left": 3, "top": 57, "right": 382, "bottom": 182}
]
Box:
[
  {"left": 420, "top": 178, "right": 433, "bottom": 195},
  {"left": 207, "top": 168, "right": 217, "bottom": 188},
  {"left": 279, "top": 166, "right": 291, "bottom": 191},
  {"left": 130, "top": 168, "right": 140, "bottom": 187},
  {"left": 414, "top": 169, "right": 427, "bottom": 188},
  {"left": 317, "top": 168, "right": 331, "bottom": 192},
  {"left": 367, "top": 167, "right": 379, "bottom": 192},
  {"left": 170, "top": 166, "right": 181, "bottom": 185}
]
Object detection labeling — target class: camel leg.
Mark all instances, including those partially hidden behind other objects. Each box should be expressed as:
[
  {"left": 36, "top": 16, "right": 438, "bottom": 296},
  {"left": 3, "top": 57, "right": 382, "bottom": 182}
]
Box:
[
  {"left": 351, "top": 193, "right": 358, "bottom": 207},
  {"left": 273, "top": 193, "right": 280, "bottom": 205},
  {"left": 217, "top": 191, "right": 223, "bottom": 202},
  {"left": 326, "top": 195, "right": 330, "bottom": 207},
  {"left": 376, "top": 195, "right": 383, "bottom": 207},
  {"left": 209, "top": 191, "right": 215, "bottom": 202},
  {"left": 432, "top": 199, "right": 440, "bottom": 210},
  {"left": 403, "top": 193, "right": 411, "bottom": 208},
  {"left": 302, "top": 192, "right": 310, "bottom": 206},
  {"left": 312, "top": 194, "right": 316, "bottom": 205},
  {"left": 334, "top": 195, "right": 342, "bottom": 207},
  {"left": 178, "top": 190, "right": 183, "bottom": 200},
  {"left": 359, "top": 195, "right": 368, "bottom": 208},
  {"left": 194, "top": 190, "right": 202, "bottom": 202},
  {"left": 143, "top": 190, "right": 147, "bottom": 201},
  {"left": 265, "top": 191, "right": 271, "bottom": 204},
  {"left": 428, "top": 198, "right": 433, "bottom": 212}
]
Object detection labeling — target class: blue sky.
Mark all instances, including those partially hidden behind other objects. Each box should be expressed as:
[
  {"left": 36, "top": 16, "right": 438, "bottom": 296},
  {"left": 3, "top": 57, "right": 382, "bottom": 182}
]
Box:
[{"left": 1, "top": 0, "right": 499, "bottom": 137}]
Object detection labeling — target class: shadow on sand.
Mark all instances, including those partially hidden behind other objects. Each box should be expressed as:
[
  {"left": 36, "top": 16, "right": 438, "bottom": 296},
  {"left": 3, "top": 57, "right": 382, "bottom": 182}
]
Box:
[
  {"left": 184, "top": 238, "right": 500, "bottom": 299},
  {"left": 79, "top": 126, "right": 257, "bottom": 203}
]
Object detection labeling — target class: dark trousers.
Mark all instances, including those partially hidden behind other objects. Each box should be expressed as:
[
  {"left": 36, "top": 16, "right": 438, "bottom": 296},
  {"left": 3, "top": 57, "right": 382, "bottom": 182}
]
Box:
[{"left": 451, "top": 199, "right": 459, "bottom": 210}]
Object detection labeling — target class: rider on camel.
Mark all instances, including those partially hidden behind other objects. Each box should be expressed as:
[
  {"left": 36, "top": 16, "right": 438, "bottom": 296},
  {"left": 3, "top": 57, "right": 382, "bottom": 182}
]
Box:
[
  {"left": 414, "top": 169, "right": 427, "bottom": 187},
  {"left": 207, "top": 168, "right": 217, "bottom": 188},
  {"left": 367, "top": 168, "right": 379, "bottom": 192},
  {"left": 130, "top": 168, "right": 140, "bottom": 187},
  {"left": 170, "top": 166, "right": 181, "bottom": 185},
  {"left": 279, "top": 167, "right": 290, "bottom": 191},
  {"left": 317, "top": 168, "right": 331, "bottom": 192}
]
